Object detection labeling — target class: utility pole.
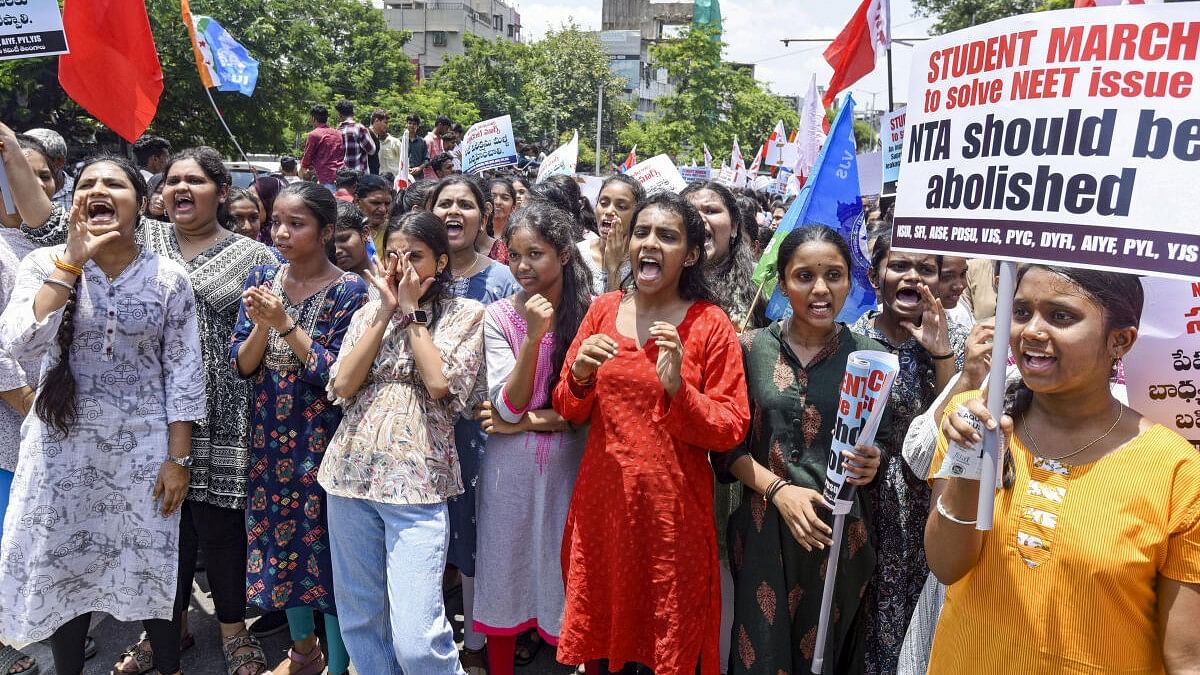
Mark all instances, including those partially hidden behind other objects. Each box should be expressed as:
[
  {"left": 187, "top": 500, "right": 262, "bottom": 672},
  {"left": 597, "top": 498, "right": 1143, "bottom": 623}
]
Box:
[{"left": 595, "top": 84, "right": 603, "bottom": 175}]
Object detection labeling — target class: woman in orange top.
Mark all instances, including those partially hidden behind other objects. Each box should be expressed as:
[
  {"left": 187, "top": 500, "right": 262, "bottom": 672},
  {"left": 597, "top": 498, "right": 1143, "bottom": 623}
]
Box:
[
  {"left": 927, "top": 265, "right": 1200, "bottom": 674},
  {"left": 552, "top": 192, "right": 750, "bottom": 674}
]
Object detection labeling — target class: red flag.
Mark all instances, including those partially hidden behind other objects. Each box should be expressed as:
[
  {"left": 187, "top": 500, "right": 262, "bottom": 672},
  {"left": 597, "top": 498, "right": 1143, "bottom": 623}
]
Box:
[
  {"left": 620, "top": 145, "right": 638, "bottom": 173},
  {"left": 823, "top": 0, "right": 889, "bottom": 108},
  {"left": 59, "top": 0, "right": 163, "bottom": 143}
]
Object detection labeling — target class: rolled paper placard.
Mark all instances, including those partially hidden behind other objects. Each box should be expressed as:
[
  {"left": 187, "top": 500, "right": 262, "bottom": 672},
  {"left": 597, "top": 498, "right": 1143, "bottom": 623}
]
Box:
[
  {"left": 0, "top": 160, "right": 16, "bottom": 215},
  {"left": 821, "top": 350, "right": 900, "bottom": 514}
]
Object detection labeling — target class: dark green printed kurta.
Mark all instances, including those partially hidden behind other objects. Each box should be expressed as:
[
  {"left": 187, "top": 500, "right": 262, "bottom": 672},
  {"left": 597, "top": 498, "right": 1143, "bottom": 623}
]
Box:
[{"left": 718, "top": 322, "right": 891, "bottom": 675}]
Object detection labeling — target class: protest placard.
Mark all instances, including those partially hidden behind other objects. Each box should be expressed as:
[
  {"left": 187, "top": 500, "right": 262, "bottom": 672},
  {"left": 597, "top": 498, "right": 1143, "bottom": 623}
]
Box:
[
  {"left": 0, "top": 0, "right": 67, "bottom": 61},
  {"left": 1124, "top": 277, "right": 1200, "bottom": 450},
  {"left": 715, "top": 165, "right": 735, "bottom": 187},
  {"left": 881, "top": 106, "right": 905, "bottom": 196},
  {"left": 461, "top": 115, "right": 519, "bottom": 175},
  {"left": 679, "top": 165, "right": 711, "bottom": 184},
  {"left": 822, "top": 351, "right": 899, "bottom": 514},
  {"left": 893, "top": 5, "right": 1200, "bottom": 279},
  {"left": 536, "top": 131, "right": 578, "bottom": 184},
  {"left": 626, "top": 154, "right": 688, "bottom": 195}
]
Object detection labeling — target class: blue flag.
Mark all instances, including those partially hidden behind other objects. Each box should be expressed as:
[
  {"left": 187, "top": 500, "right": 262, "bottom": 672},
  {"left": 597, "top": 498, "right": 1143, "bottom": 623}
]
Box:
[
  {"left": 761, "top": 94, "right": 873, "bottom": 323},
  {"left": 192, "top": 15, "right": 259, "bottom": 96}
]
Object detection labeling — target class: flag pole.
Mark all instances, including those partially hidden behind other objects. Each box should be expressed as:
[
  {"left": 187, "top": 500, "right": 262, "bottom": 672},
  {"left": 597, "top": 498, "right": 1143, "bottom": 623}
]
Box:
[
  {"left": 595, "top": 84, "right": 603, "bottom": 175},
  {"left": 202, "top": 86, "right": 256, "bottom": 181},
  {"left": 740, "top": 278, "right": 768, "bottom": 332}
]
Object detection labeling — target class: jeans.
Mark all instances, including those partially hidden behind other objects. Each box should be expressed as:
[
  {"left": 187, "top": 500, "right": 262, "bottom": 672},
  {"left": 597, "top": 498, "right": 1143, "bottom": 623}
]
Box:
[
  {"left": 327, "top": 495, "right": 464, "bottom": 675},
  {"left": 0, "top": 468, "right": 12, "bottom": 542}
]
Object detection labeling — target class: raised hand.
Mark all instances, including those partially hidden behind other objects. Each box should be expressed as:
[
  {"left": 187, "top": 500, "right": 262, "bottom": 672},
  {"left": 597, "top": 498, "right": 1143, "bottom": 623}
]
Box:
[
  {"left": 901, "top": 283, "right": 952, "bottom": 358},
  {"left": 650, "top": 321, "right": 684, "bottom": 396},
  {"left": 570, "top": 333, "right": 618, "bottom": 384},
  {"left": 601, "top": 214, "right": 628, "bottom": 274},
  {"left": 363, "top": 251, "right": 402, "bottom": 312},
  {"left": 961, "top": 319, "right": 996, "bottom": 390},
  {"left": 242, "top": 283, "right": 289, "bottom": 332},
  {"left": 395, "top": 252, "right": 433, "bottom": 314},
  {"left": 525, "top": 293, "right": 554, "bottom": 340},
  {"left": 63, "top": 193, "right": 123, "bottom": 267}
]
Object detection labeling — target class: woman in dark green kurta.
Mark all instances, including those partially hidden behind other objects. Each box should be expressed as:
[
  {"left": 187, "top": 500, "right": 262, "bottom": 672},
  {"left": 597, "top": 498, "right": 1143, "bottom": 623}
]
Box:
[{"left": 717, "top": 226, "right": 890, "bottom": 675}]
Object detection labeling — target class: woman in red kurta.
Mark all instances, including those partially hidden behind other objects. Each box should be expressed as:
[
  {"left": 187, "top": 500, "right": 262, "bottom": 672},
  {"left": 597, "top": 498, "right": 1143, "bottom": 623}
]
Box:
[{"left": 552, "top": 192, "right": 750, "bottom": 675}]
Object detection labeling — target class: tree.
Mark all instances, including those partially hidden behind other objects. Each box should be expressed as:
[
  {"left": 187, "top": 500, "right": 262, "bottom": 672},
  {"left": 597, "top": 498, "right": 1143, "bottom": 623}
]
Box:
[
  {"left": 0, "top": 0, "right": 415, "bottom": 155},
  {"left": 912, "top": 0, "right": 1072, "bottom": 35},
  {"left": 522, "top": 25, "right": 632, "bottom": 148},
  {"left": 429, "top": 34, "right": 532, "bottom": 136},
  {"left": 618, "top": 25, "right": 799, "bottom": 164},
  {"left": 375, "top": 85, "right": 480, "bottom": 135}
]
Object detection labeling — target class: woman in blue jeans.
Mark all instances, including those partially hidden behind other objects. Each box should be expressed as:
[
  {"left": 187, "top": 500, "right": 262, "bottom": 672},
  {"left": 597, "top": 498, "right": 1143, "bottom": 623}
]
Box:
[{"left": 322, "top": 212, "right": 485, "bottom": 674}]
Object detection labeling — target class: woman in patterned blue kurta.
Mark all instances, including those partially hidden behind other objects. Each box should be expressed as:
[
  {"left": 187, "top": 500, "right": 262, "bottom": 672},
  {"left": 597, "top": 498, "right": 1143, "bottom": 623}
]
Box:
[{"left": 230, "top": 183, "right": 368, "bottom": 675}]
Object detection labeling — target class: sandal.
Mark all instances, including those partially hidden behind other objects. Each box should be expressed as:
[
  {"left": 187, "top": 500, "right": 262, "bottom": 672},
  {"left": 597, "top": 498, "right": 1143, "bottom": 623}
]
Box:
[
  {"left": 84, "top": 635, "right": 97, "bottom": 660},
  {"left": 461, "top": 645, "right": 487, "bottom": 675},
  {"left": 222, "top": 632, "right": 269, "bottom": 675},
  {"left": 0, "top": 645, "right": 38, "bottom": 675},
  {"left": 514, "top": 629, "right": 544, "bottom": 667},
  {"left": 111, "top": 634, "right": 195, "bottom": 675},
  {"left": 273, "top": 638, "right": 326, "bottom": 675}
]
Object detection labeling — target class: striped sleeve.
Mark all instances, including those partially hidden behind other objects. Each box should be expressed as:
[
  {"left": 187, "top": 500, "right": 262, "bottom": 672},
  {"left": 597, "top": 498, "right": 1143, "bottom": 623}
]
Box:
[{"left": 1162, "top": 448, "right": 1200, "bottom": 583}]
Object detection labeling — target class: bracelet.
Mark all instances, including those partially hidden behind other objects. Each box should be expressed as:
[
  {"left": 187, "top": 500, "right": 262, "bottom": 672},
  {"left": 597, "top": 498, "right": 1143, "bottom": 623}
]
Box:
[
  {"left": 54, "top": 257, "right": 84, "bottom": 277},
  {"left": 935, "top": 494, "right": 977, "bottom": 525},
  {"left": 570, "top": 369, "right": 596, "bottom": 388},
  {"left": 42, "top": 277, "right": 75, "bottom": 292},
  {"left": 765, "top": 478, "right": 792, "bottom": 505},
  {"left": 931, "top": 351, "right": 956, "bottom": 360},
  {"left": 278, "top": 322, "right": 298, "bottom": 338}
]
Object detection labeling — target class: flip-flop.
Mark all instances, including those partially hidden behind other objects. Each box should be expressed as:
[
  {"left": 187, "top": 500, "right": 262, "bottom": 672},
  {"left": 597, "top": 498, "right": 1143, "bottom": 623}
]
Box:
[
  {"left": 84, "top": 635, "right": 97, "bottom": 660},
  {"left": 0, "top": 645, "right": 38, "bottom": 675},
  {"left": 514, "top": 629, "right": 544, "bottom": 667}
]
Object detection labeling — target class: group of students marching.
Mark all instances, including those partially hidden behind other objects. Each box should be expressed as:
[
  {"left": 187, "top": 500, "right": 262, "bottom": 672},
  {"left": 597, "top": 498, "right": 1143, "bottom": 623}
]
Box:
[{"left": 0, "top": 119, "right": 1195, "bottom": 675}]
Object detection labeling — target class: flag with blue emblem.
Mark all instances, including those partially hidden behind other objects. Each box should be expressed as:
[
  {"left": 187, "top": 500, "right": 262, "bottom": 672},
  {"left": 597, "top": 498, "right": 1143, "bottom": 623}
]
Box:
[
  {"left": 750, "top": 93, "right": 874, "bottom": 323},
  {"left": 182, "top": 0, "right": 259, "bottom": 96}
]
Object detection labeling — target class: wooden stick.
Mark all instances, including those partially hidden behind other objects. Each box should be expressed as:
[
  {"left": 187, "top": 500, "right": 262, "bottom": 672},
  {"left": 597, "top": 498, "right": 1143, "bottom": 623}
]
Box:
[{"left": 740, "top": 278, "right": 769, "bottom": 332}]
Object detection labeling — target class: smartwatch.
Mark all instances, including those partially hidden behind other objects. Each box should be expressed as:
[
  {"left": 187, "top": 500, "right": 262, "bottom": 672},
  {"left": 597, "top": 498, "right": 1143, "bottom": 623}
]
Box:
[{"left": 396, "top": 309, "right": 429, "bottom": 330}]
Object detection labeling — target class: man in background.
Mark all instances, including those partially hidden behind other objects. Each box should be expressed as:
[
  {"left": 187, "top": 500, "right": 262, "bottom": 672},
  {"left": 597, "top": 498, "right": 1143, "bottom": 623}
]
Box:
[
  {"left": 371, "top": 110, "right": 403, "bottom": 180},
  {"left": 337, "top": 100, "right": 375, "bottom": 175},
  {"left": 132, "top": 134, "right": 171, "bottom": 181},
  {"left": 24, "top": 128, "right": 73, "bottom": 210},
  {"left": 405, "top": 113, "right": 429, "bottom": 180},
  {"left": 300, "top": 104, "right": 344, "bottom": 190},
  {"left": 279, "top": 155, "right": 301, "bottom": 183}
]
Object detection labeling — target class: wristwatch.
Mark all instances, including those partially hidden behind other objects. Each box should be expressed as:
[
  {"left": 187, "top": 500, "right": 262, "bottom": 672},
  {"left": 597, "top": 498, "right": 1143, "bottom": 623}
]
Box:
[
  {"left": 396, "top": 309, "right": 429, "bottom": 330},
  {"left": 164, "top": 455, "right": 193, "bottom": 469}
]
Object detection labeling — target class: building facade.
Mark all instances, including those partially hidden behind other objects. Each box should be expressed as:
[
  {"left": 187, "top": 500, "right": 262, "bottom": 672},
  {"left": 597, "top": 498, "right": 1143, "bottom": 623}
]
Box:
[
  {"left": 599, "top": 0, "right": 694, "bottom": 120},
  {"left": 382, "top": 0, "right": 522, "bottom": 80}
]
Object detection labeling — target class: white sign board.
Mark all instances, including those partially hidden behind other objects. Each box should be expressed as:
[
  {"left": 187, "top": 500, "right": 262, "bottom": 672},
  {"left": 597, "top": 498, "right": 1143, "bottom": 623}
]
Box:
[
  {"left": 1123, "top": 277, "right": 1200, "bottom": 450},
  {"left": 0, "top": 0, "right": 68, "bottom": 61},
  {"left": 893, "top": 5, "right": 1200, "bottom": 279},
  {"left": 679, "top": 165, "right": 712, "bottom": 184},
  {"left": 536, "top": 131, "right": 578, "bottom": 184},
  {"left": 881, "top": 106, "right": 905, "bottom": 196},
  {"left": 626, "top": 154, "right": 688, "bottom": 195},
  {"left": 461, "top": 114, "right": 519, "bottom": 175}
]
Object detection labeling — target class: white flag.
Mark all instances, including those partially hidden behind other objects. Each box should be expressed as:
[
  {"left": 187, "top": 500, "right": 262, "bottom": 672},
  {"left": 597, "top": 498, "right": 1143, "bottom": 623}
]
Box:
[
  {"left": 795, "top": 74, "right": 827, "bottom": 182},
  {"left": 536, "top": 131, "right": 579, "bottom": 184},
  {"left": 764, "top": 120, "right": 788, "bottom": 166}
]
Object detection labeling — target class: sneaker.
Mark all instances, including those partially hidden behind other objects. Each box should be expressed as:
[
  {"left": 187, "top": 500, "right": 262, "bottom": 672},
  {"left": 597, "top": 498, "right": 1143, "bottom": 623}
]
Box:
[{"left": 248, "top": 611, "right": 289, "bottom": 638}]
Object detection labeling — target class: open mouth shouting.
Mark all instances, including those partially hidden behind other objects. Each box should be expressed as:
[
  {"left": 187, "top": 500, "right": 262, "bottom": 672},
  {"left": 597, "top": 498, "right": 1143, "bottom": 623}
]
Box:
[
  {"left": 172, "top": 192, "right": 196, "bottom": 218},
  {"left": 637, "top": 253, "right": 663, "bottom": 284},
  {"left": 1020, "top": 348, "right": 1057, "bottom": 375},
  {"left": 443, "top": 216, "right": 465, "bottom": 242},
  {"left": 894, "top": 286, "right": 923, "bottom": 312},
  {"left": 86, "top": 198, "right": 117, "bottom": 226},
  {"left": 807, "top": 300, "right": 834, "bottom": 320}
]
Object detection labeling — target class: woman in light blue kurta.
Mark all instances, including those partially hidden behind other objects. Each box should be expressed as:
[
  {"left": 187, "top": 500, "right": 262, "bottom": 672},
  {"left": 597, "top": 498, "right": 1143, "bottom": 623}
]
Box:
[
  {"left": 427, "top": 175, "right": 518, "bottom": 669},
  {"left": 0, "top": 156, "right": 205, "bottom": 675}
]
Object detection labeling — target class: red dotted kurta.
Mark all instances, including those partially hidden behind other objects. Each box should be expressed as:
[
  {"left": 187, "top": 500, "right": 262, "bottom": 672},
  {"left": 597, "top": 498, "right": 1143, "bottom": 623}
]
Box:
[{"left": 552, "top": 292, "right": 751, "bottom": 675}]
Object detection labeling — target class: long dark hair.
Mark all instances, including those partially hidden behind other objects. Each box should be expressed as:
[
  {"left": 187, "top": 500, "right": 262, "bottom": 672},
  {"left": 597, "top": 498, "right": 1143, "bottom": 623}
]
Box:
[
  {"left": 224, "top": 187, "right": 262, "bottom": 233},
  {"left": 599, "top": 174, "right": 646, "bottom": 206},
  {"left": 426, "top": 174, "right": 491, "bottom": 246},
  {"left": 384, "top": 211, "right": 453, "bottom": 331},
  {"left": 681, "top": 181, "right": 756, "bottom": 320},
  {"left": 485, "top": 177, "right": 516, "bottom": 236},
  {"left": 277, "top": 181, "right": 338, "bottom": 262},
  {"left": 37, "top": 154, "right": 147, "bottom": 436},
  {"left": 503, "top": 202, "right": 592, "bottom": 391},
  {"left": 162, "top": 146, "right": 231, "bottom": 227},
  {"left": 625, "top": 192, "right": 715, "bottom": 303},
  {"left": 254, "top": 175, "right": 286, "bottom": 243}
]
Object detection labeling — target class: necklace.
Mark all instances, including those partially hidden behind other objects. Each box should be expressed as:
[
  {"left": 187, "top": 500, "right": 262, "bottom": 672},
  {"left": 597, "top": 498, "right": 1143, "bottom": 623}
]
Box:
[
  {"left": 1022, "top": 402, "right": 1125, "bottom": 462},
  {"left": 100, "top": 248, "right": 140, "bottom": 283},
  {"left": 453, "top": 252, "right": 487, "bottom": 280},
  {"left": 176, "top": 224, "right": 228, "bottom": 254}
]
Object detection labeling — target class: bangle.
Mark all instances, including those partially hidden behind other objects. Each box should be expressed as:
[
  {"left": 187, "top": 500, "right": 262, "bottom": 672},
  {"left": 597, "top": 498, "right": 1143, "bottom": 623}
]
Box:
[
  {"left": 42, "top": 277, "right": 75, "bottom": 292},
  {"left": 765, "top": 477, "right": 792, "bottom": 505},
  {"left": 54, "top": 257, "right": 83, "bottom": 276},
  {"left": 570, "top": 369, "right": 595, "bottom": 388},
  {"left": 935, "top": 494, "right": 977, "bottom": 525},
  {"left": 278, "top": 322, "right": 298, "bottom": 338},
  {"left": 931, "top": 351, "right": 956, "bottom": 360}
]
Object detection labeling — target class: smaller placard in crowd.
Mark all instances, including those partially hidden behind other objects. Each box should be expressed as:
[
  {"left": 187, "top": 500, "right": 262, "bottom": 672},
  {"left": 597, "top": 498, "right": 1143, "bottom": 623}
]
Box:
[
  {"left": 1124, "top": 277, "right": 1200, "bottom": 449},
  {"left": 0, "top": 0, "right": 68, "bottom": 61},
  {"left": 626, "top": 154, "right": 688, "bottom": 195},
  {"left": 881, "top": 106, "right": 905, "bottom": 196},
  {"left": 461, "top": 114, "right": 519, "bottom": 175}
]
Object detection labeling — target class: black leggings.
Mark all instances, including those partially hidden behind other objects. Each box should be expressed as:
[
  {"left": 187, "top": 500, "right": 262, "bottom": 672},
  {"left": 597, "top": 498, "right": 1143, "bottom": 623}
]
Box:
[
  {"left": 174, "top": 500, "right": 248, "bottom": 624},
  {"left": 48, "top": 612, "right": 180, "bottom": 675}
]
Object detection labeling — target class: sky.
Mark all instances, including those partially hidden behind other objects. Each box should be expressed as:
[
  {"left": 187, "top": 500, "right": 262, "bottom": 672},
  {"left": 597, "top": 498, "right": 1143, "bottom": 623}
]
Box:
[{"left": 511, "top": 0, "right": 938, "bottom": 116}]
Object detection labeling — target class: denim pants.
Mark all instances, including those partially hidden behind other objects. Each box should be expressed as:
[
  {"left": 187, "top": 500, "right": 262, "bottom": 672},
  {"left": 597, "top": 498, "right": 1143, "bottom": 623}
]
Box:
[{"left": 327, "top": 495, "right": 465, "bottom": 675}]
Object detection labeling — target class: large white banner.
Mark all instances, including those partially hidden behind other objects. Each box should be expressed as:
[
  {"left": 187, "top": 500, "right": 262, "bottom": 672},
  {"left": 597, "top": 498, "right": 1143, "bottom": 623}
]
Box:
[
  {"left": 461, "top": 115, "right": 519, "bottom": 175},
  {"left": 0, "top": 0, "right": 67, "bottom": 61},
  {"left": 1124, "top": 277, "right": 1200, "bottom": 450},
  {"left": 893, "top": 5, "right": 1200, "bottom": 279},
  {"left": 536, "top": 131, "right": 578, "bottom": 184}
]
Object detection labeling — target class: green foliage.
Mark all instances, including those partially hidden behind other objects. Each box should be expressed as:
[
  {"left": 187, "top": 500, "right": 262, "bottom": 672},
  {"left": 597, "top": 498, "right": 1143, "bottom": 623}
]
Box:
[
  {"left": 912, "top": 0, "right": 1074, "bottom": 35},
  {"left": 429, "top": 26, "right": 631, "bottom": 148},
  {"left": 374, "top": 85, "right": 481, "bottom": 135},
  {"left": 0, "top": 0, "right": 414, "bottom": 155},
  {"left": 619, "top": 25, "right": 799, "bottom": 164}
]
